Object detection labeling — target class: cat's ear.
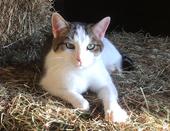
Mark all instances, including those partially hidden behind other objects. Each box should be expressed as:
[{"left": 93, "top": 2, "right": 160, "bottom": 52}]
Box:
[
  {"left": 92, "top": 17, "right": 111, "bottom": 40},
  {"left": 52, "top": 12, "right": 68, "bottom": 38}
]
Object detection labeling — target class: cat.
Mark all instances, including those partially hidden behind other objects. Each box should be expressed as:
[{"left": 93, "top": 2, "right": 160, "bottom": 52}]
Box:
[{"left": 40, "top": 12, "right": 128, "bottom": 123}]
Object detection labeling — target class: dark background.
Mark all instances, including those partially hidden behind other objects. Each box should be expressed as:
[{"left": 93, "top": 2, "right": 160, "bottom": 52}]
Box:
[{"left": 53, "top": 0, "right": 170, "bottom": 36}]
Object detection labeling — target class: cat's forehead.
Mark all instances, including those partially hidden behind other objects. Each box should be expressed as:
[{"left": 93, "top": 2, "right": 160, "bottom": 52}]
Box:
[{"left": 68, "top": 23, "right": 92, "bottom": 45}]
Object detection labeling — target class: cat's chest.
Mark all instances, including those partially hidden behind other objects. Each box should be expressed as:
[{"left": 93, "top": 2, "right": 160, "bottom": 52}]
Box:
[
  {"left": 71, "top": 62, "right": 109, "bottom": 85},
  {"left": 50, "top": 61, "right": 105, "bottom": 83}
]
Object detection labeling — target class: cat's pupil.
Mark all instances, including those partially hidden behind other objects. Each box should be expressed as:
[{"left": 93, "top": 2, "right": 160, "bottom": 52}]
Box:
[
  {"left": 87, "top": 44, "right": 95, "bottom": 50},
  {"left": 66, "top": 43, "right": 75, "bottom": 49}
]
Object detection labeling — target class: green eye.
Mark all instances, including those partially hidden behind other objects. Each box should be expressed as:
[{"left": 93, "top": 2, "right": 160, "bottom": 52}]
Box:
[
  {"left": 66, "top": 43, "right": 75, "bottom": 49},
  {"left": 87, "top": 44, "right": 95, "bottom": 50}
]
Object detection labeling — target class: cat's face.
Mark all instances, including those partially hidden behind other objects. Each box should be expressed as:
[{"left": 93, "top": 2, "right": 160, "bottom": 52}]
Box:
[
  {"left": 52, "top": 23, "right": 104, "bottom": 68},
  {"left": 51, "top": 13, "right": 110, "bottom": 68}
]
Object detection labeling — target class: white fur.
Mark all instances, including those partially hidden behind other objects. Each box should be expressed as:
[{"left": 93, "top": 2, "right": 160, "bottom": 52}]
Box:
[
  {"left": 101, "top": 37, "right": 122, "bottom": 73},
  {"left": 73, "top": 26, "right": 95, "bottom": 67},
  {"left": 40, "top": 26, "right": 128, "bottom": 123}
]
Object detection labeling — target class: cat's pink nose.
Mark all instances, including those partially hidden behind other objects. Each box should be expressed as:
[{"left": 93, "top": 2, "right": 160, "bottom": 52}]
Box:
[{"left": 76, "top": 58, "right": 82, "bottom": 66}]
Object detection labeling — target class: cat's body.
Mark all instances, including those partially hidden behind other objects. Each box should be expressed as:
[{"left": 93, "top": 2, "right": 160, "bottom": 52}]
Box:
[
  {"left": 101, "top": 37, "right": 122, "bottom": 73},
  {"left": 40, "top": 12, "right": 128, "bottom": 123}
]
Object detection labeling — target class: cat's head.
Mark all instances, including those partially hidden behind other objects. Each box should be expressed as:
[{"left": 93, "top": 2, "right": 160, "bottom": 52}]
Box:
[{"left": 51, "top": 12, "right": 110, "bottom": 68}]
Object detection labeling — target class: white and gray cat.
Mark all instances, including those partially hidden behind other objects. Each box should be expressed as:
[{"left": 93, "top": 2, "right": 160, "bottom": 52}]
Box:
[{"left": 40, "top": 12, "right": 128, "bottom": 123}]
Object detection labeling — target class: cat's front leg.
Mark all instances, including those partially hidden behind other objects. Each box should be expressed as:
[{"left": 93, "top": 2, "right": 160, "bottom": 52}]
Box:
[
  {"left": 55, "top": 89, "right": 90, "bottom": 111},
  {"left": 98, "top": 84, "right": 128, "bottom": 123}
]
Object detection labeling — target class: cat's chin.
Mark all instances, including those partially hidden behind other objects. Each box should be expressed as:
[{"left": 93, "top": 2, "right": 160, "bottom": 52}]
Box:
[
  {"left": 73, "top": 61, "right": 87, "bottom": 69},
  {"left": 76, "top": 66, "right": 84, "bottom": 69},
  {"left": 74, "top": 64, "right": 90, "bottom": 69},
  {"left": 75, "top": 64, "right": 86, "bottom": 69}
]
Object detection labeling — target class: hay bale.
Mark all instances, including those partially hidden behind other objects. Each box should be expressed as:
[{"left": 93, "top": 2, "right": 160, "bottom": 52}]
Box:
[
  {"left": 0, "top": 0, "right": 52, "bottom": 66},
  {"left": 0, "top": 0, "right": 51, "bottom": 44}
]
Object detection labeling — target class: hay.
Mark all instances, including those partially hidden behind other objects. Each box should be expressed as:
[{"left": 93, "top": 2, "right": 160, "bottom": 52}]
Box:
[
  {"left": 0, "top": 0, "right": 52, "bottom": 66},
  {"left": 0, "top": 0, "right": 170, "bottom": 130},
  {"left": 1, "top": 31, "right": 170, "bottom": 130},
  {"left": 0, "top": 0, "right": 51, "bottom": 45}
]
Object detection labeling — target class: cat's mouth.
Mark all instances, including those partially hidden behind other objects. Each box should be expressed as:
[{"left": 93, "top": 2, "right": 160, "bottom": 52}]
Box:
[
  {"left": 75, "top": 61, "right": 84, "bottom": 69},
  {"left": 76, "top": 61, "right": 82, "bottom": 67},
  {"left": 73, "top": 56, "right": 94, "bottom": 69},
  {"left": 73, "top": 59, "right": 85, "bottom": 69},
  {"left": 74, "top": 60, "right": 93, "bottom": 69},
  {"left": 76, "top": 58, "right": 82, "bottom": 66}
]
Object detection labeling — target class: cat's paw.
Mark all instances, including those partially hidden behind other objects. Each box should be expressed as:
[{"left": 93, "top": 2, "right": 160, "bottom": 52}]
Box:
[
  {"left": 105, "top": 108, "right": 128, "bottom": 123},
  {"left": 73, "top": 99, "right": 90, "bottom": 111}
]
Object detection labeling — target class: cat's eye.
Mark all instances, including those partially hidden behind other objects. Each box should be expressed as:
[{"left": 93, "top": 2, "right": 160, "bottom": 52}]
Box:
[
  {"left": 66, "top": 43, "right": 75, "bottom": 49},
  {"left": 87, "top": 44, "right": 95, "bottom": 50}
]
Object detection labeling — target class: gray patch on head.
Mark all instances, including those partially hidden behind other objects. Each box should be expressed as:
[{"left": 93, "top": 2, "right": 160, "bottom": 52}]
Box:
[
  {"left": 52, "top": 22, "right": 104, "bottom": 55},
  {"left": 68, "top": 23, "right": 88, "bottom": 41}
]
